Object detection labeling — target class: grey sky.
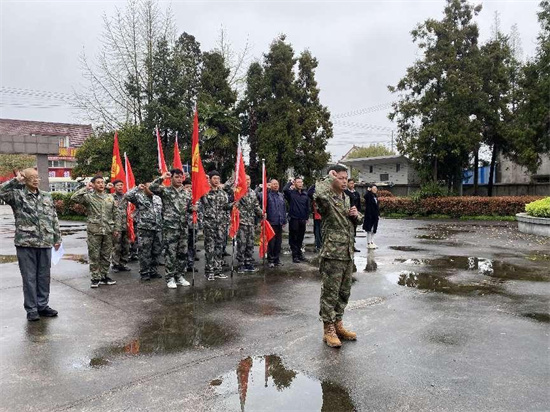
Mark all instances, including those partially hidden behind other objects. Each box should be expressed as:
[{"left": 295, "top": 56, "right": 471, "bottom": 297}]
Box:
[{"left": 0, "top": 0, "right": 541, "bottom": 161}]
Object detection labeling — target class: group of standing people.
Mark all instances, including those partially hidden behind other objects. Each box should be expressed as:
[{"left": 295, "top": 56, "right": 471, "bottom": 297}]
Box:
[{"left": 1, "top": 164, "right": 379, "bottom": 348}]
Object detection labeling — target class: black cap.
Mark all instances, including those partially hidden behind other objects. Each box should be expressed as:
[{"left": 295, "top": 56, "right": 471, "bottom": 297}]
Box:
[
  {"left": 208, "top": 170, "right": 220, "bottom": 178},
  {"left": 112, "top": 179, "right": 123, "bottom": 185}
]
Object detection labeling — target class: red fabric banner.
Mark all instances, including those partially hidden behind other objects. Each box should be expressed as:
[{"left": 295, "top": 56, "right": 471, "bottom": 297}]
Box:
[
  {"left": 156, "top": 127, "right": 170, "bottom": 186},
  {"left": 173, "top": 132, "right": 183, "bottom": 171},
  {"left": 124, "top": 153, "right": 136, "bottom": 243},
  {"left": 259, "top": 161, "right": 274, "bottom": 257},
  {"left": 110, "top": 131, "right": 126, "bottom": 193},
  {"left": 191, "top": 109, "right": 210, "bottom": 223}
]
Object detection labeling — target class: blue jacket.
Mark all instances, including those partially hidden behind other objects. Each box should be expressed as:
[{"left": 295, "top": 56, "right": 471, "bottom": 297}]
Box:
[
  {"left": 283, "top": 181, "right": 310, "bottom": 220},
  {"left": 262, "top": 190, "right": 287, "bottom": 226}
]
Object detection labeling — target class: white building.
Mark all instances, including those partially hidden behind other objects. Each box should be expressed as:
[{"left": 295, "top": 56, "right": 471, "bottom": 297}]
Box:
[{"left": 340, "top": 155, "right": 421, "bottom": 186}]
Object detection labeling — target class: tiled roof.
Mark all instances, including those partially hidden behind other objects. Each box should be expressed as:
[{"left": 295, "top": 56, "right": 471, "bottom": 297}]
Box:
[{"left": 0, "top": 118, "right": 93, "bottom": 147}]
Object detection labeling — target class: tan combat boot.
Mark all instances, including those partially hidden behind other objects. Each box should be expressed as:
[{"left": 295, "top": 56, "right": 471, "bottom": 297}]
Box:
[
  {"left": 335, "top": 320, "right": 357, "bottom": 341},
  {"left": 323, "top": 322, "right": 342, "bottom": 348}
]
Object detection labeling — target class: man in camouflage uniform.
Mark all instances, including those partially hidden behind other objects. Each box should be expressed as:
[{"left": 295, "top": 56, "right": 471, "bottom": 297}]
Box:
[
  {"left": 124, "top": 183, "right": 163, "bottom": 281},
  {"left": 201, "top": 170, "right": 233, "bottom": 281},
  {"left": 111, "top": 179, "right": 131, "bottom": 272},
  {"left": 72, "top": 176, "right": 121, "bottom": 288},
  {"left": 183, "top": 179, "right": 202, "bottom": 272},
  {"left": 150, "top": 169, "right": 193, "bottom": 289},
  {"left": 314, "top": 164, "right": 363, "bottom": 348},
  {"left": 0, "top": 169, "right": 62, "bottom": 321},
  {"left": 236, "top": 175, "right": 263, "bottom": 273}
]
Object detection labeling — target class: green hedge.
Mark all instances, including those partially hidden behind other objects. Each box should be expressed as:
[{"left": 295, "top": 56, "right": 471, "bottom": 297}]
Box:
[
  {"left": 525, "top": 197, "right": 550, "bottom": 218},
  {"left": 379, "top": 196, "right": 544, "bottom": 218},
  {"left": 51, "top": 192, "right": 87, "bottom": 218}
]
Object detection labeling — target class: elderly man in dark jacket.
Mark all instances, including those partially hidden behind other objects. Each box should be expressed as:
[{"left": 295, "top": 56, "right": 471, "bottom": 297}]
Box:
[
  {"left": 283, "top": 177, "right": 310, "bottom": 263},
  {"left": 363, "top": 184, "right": 380, "bottom": 249},
  {"left": 262, "top": 179, "right": 287, "bottom": 268}
]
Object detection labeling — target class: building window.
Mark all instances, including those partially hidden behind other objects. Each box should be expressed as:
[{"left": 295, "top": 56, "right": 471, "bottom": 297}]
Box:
[
  {"left": 396, "top": 163, "right": 401, "bottom": 172},
  {"left": 533, "top": 175, "right": 550, "bottom": 183},
  {"left": 58, "top": 136, "right": 69, "bottom": 148},
  {"left": 369, "top": 165, "right": 374, "bottom": 173},
  {"left": 380, "top": 173, "right": 389, "bottom": 182}
]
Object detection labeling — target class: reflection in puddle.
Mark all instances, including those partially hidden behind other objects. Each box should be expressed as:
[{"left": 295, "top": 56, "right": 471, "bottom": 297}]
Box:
[
  {"left": 212, "top": 355, "right": 354, "bottom": 412},
  {"left": 396, "top": 270, "right": 501, "bottom": 295},
  {"left": 364, "top": 252, "right": 377, "bottom": 272},
  {"left": 0, "top": 254, "right": 17, "bottom": 264},
  {"left": 389, "top": 246, "right": 425, "bottom": 252},
  {"left": 415, "top": 233, "right": 448, "bottom": 240},
  {"left": 395, "top": 256, "right": 549, "bottom": 282}
]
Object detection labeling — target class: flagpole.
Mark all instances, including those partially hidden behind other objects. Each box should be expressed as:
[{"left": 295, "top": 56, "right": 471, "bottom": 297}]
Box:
[
  {"left": 231, "top": 219, "right": 236, "bottom": 278},
  {"left": 192, "top": 223, "right": 196, "bottom": 287},
  {"left": 262, "top": 159, "right": 267, "bottom": 268}
]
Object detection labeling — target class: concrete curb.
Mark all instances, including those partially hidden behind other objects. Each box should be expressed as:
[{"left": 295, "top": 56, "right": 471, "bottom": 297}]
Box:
[{"left": 516, "top": 212, "right": 550, "bottom": 237}]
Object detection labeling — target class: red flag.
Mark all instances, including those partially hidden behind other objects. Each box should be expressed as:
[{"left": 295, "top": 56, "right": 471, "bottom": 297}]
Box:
[
  {"left": 229, "top": 145, "right": 247, "bottom": 238},
  {"left": 110, "top": 131, "right": 126, "bottom": 193},
  {"left": 173, "top": 132, "right": 183, "bottom": 171},
  {"left": 259, "top": 160, "right": 275, "bottom": 258},
  {"left": 124, "top": 153, "right": 136, "bottom": 243},
  {"left": 191, "top": 109, "right": 210, "bottom": 222},
  {"left": 156, "top": 127, "right": 170, "bottom": 186}
]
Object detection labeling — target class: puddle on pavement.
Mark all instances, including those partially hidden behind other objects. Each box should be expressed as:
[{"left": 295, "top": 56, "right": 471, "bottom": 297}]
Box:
[
  {"left": 521, "top": 313, "right": 550, "bottom": 323},
  {"left": 212, "top": 355, "right": 354, "bottom": 412},
  {"left": 394, "top": 270, "right": 502, "bottom": 296},
  {"left": 389, "top": 246, "right": 426, "bottom": 252},
  {"left": 415, "top": 233, "right": 448, "bottom": 240},
  {"left": 395, "top": 256, "right": 549, "bottom": 282},
  {"left": 63, "top": 254, "right": 88, "bottom": 264},
  {"left": 0, "top": 254, "right": 17, "bottom": 264}
]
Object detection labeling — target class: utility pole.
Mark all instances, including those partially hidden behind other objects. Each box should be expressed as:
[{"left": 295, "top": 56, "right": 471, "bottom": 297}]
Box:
[{"left": 390, "top": 131, "right": 394, "bottom": 152}]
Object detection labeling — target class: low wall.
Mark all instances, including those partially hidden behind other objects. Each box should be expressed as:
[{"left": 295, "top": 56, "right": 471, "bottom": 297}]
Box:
[
  {"left": 516, "top": 213, "right": 550, "bottom": 237},
  {"left": 463, "top": 184, "right": 550, "bottom": 197}
]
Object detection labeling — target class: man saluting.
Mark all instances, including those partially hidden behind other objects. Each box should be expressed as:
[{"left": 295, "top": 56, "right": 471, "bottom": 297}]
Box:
[
  {"left": 0, "top": 169, "right": 61, "bottom": 321},
  {"left": 314, "top": 164, "right": 363, "bottom": 348}
]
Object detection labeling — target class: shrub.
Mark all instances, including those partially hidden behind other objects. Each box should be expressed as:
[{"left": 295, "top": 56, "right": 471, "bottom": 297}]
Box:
[
  {"left": 411, "top": 182, "right": 448, "bottom": 202},
  {"left": 51, "top": 192, "right": 87, "bottom": 217},
  {"left": 525, "top": 197, "right": 550, "bottom": 218},
  {"left": 376, "top": 189, "right": 394, "bottom": 197},
  {"left": 379, "top": 196, "right": 544, "bottom": 218}
]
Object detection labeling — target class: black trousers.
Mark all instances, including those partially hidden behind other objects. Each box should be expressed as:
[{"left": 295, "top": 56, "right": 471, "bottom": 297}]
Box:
[
  {"left": 268, "top": 224, "right": 283, "bottom": 263},
  {"left": 289, "top": 218, "right": 307, "bottom": 259},
  {"left": 16, "top": 247, "right": 52, "bottom": 314}
]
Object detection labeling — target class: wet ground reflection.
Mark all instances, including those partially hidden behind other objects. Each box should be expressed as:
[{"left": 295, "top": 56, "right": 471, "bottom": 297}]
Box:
[
  {"left": 212, "top": 355, "right": 354, "bottom": 412},
  {"left": 395, "top": 270, "right": 502, "bottom": 295},
  {"left": 0, "top": 254, "right": 17, "bottom": 264}
]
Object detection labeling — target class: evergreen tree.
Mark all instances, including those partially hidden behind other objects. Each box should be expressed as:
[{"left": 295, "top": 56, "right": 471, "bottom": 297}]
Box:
[{"left": 294, "top": 50, "right": 333, "bottom": 184}]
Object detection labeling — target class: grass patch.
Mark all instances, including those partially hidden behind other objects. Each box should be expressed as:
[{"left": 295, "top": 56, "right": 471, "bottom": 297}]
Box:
[{"left": 58, "top": 215, "right": 87, "bottom": 222}]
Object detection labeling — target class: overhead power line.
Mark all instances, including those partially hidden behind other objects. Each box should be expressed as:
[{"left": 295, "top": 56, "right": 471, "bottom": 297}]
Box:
[{"left": 332, "top": 102, "right": 394, "bottom": 119}]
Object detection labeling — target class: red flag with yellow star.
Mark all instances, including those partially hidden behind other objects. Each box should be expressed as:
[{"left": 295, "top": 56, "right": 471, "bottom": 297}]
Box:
[
  {"left": 191, "top": 109, "right": 210, "bottom": 222},
  {"left": 110, "top": 131, "right": 126, "bottom": 193}
]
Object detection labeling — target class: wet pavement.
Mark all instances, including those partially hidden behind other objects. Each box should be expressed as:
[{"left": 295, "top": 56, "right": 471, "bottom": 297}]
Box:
[{"left": 0, "top": 205, "right": 549, "bottom": 411}]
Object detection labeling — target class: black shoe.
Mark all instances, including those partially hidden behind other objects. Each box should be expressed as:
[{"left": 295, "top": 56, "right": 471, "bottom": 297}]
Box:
[
  {"left": 186, "top": 266, "right": 194, "bottom": 272},
  {"left": 275, "top": 262, "right": 284, "bottom": 267},
  {"left": 38, "top": 307, "right": 58, "bottom": 317},
  {"left": 111, "top": 266, "right": 120, "bottom": 273},
  {"left": 118, "top": 265, "right": 131, "bottom": 271},
  {"left": 354, "top": 247, "right": 360, "bottom": 253},
  {"left": 91, "top": 280, "right": 100, "bottom": 288},
  {"left": 245, "top": 265, "right": 259, "bottom": 273},
  {"left": 149, "top": 272, "right": 162, "bottom": 279},
  {"left": 237, "top": 266, "right": 247, "bottom": 273},
  {"left": 99, "top": 276, "right": 117, "bottom": 285},
  {"left": 27, "top": 312, "right": 40, "bottom": 321},
  {"left": 223, "top": 252, "right": 231, "bottom": 257},
  {"left": 299, "top": 256, "right": 309, "bottom": 262},
  {"left": 194, "top": 256, "right": 200, "bottom": 261},
  {"left": 292, "top": 258, "right": 301, "bottom": 263},
  {"left": 140, "top": 276, "right": 151, "bottom": 281}
]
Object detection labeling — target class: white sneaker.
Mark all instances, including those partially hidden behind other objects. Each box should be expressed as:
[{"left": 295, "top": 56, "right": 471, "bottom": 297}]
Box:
[
  {"left": 167, "top": 278, "right": 177, "bottom": 289},
  {"left": 367, "top": 243, "right": 375, "bottom": 249},
  {"left": 176, "top": 276, "right": 190, "bottom": 287}
]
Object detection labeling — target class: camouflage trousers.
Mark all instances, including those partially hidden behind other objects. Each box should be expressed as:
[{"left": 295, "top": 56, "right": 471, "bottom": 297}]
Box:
[
  {"left": 163, "top": 227, "right": 188, "bottom": 281},
  {"left": 137, "top": 229, "right": 162, "bottom": 278},
  {"left": 111, "top": 230, "right": 131, "bottom": 266},
  {"left": 236, "top": 224, "right": 255, "bottom": 265},
  {"left": 204, "top": 223, "right": 225, "bottom": 275},
  {"left": 319, "top": 258, "right": 354, "bottom": 323},
  {"left": 88, "top": 232, "right": 113, "bottom": 281}
]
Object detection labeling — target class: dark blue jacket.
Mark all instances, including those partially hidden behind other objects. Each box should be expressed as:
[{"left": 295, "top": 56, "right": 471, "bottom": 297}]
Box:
[
  {"left": 261, "top": 190, "right": 287, "bottom": 226},
  {"left": 283, "top": 181, "right": 310, "bottom": 220}
]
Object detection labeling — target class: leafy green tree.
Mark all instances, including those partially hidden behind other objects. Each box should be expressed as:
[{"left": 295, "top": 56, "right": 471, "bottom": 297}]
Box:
[
  {"left": 72, "top": 125, "right": 157, "bottom": 183},
  {"left": 0, "top": 155, "right": 36, "bottom": 177},
  {"left": 255, "top": 35, "right": 300, "bottom": 183},
  {"left": 197, "top": 51, "right": 239, "bottom": 178},
  {"left": 345, "top": 144, "right": 395, "bottom": 159},
  {"left": 389, "top": 0, "right": 483, "bottom": 191},
  {"left": 507, "top": 0, "right": 550, "bottom": 172},
  {"left": 294, "top": 50, "right": 333, "bottom": 184}
]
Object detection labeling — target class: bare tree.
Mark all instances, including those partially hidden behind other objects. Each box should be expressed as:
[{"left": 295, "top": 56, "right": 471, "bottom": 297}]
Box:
[
  {"left": 214, "top": 26, "right": 252, "bottom": 97},
  {"left": 75, "top": 0, "right": 175, "bottom": 128}
]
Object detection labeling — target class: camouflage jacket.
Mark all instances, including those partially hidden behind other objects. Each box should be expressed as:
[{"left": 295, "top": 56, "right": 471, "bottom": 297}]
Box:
[
  {"left": 201, "top": 187, "right": 231, "bottom": 225},
  {"left": 71, "top": 187, "right": 121, "bottom": 235},
  {"left": 187, "top": 199, "right": 204, "bottom": 230},
  {"left": 113, "top": 192, "right": 128, "bottom": 231},
  {"left": 314, "top": 174, "right": 363, "bottom": 261},
  {"left": 237, "top": 188, "right": 263, "bottom": 226},
  {"left": 149, "top": 178, "right": 191, "bottom": 230},
  {"left": 0, "top": 178, "right": 62, "bottom": 248},
  {"left": 124, "top": 187, "right": 162, "bottom": 231}
]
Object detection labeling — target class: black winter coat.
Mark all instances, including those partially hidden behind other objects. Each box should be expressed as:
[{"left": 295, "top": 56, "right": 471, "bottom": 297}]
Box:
[{"left": 362, "top": 191, "right": 380, "bottom": 233}]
